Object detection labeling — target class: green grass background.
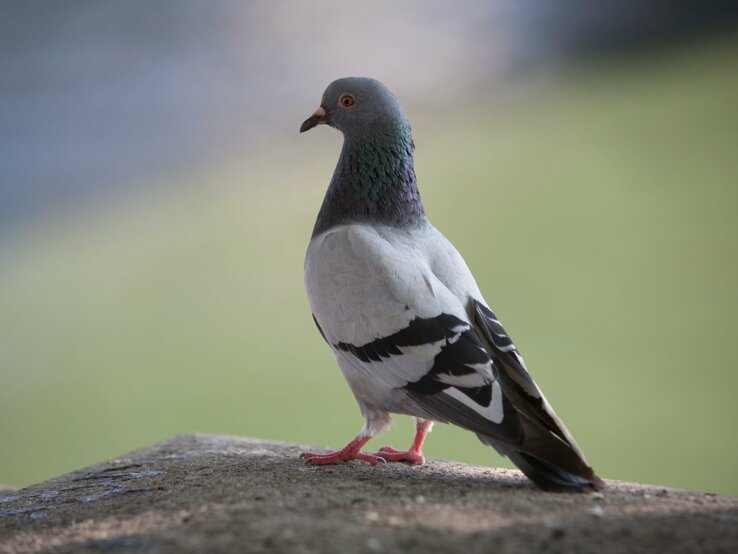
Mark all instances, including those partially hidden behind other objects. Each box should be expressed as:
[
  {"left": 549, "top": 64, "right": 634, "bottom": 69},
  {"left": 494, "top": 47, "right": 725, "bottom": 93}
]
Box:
[{"left": 1, "top": 38, "right": 737, "bottom": 495}]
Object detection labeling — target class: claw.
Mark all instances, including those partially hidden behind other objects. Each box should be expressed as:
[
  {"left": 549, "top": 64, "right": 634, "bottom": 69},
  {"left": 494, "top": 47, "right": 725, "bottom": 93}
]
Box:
[
  {"left": 300, "top": 449, "right": 385, "bottom": 466},
  {"left": 298, "top": 435, "right": 381, "bottom": 467},
  {"left": 371, "top": 446, "right": 425, "bottom": 465},
  {"left": 355, "top": 452, "right": 387, "bottom": 465}
]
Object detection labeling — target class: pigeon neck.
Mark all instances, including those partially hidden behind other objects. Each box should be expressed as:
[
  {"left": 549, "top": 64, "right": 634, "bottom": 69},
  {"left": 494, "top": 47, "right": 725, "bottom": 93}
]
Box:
[{"left": 312, "top": 124, "right": 425, "bottom": 237}]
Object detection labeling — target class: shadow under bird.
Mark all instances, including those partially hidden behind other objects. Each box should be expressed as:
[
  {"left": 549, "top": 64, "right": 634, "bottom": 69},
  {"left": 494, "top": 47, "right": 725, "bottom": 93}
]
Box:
[{"left": 300, "top": 77, "right": 603, "bottom": 491}]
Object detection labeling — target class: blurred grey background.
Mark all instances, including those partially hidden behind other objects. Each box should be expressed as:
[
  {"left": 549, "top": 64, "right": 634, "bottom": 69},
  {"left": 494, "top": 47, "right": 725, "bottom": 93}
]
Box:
[{"left": 3, "top": 0, "right": 735, "bottom": 228}]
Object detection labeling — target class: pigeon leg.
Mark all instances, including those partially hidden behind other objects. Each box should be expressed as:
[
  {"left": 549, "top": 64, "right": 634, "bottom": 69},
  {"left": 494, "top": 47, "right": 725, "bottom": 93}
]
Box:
[
  {"left": 374, "top": 418, "right": 433, "bottom": 464},
  {"left": 300, "top": 435, "right": 386, "bottom": 466}
]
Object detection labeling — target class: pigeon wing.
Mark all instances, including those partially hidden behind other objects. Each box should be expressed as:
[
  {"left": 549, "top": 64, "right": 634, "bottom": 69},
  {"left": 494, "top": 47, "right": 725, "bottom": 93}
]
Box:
[{"left": 306, "top": 224, "right": 518, "bottom": 440}]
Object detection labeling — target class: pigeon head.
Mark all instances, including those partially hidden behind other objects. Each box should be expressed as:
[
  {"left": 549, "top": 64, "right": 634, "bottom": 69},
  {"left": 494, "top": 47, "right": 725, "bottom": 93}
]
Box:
[
  {"left": 302, "top": 77, "right": 424, "bottom": 237},
  {"left": 300, "top": 77, "right": 409, "bottom": 137}
]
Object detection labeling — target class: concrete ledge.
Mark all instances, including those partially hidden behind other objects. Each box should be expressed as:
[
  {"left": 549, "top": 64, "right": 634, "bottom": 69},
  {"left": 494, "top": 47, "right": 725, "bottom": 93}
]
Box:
[
  {"left": 0, "top": 488, "right": 17, "bottom": 501},
  {"left": 1, "top": 434, "right": 736, "bottom": 553}
]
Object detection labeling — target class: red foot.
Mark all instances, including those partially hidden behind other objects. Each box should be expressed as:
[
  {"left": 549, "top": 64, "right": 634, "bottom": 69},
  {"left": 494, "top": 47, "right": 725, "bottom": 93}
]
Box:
[
  {"left": 299, "top": 435, "right": 385, "bottom": 466},
  {"left": 300, "top": 450, "right": 386, "bottom": 466},
  {"left": 373, "top": 446, "right": 425, "bottom": 465}
]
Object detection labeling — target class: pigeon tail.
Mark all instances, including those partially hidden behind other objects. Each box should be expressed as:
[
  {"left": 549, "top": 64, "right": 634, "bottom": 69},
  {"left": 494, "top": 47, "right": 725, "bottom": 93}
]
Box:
[{"left": 478, "top": 433, "right": 605, "bottom": 492}]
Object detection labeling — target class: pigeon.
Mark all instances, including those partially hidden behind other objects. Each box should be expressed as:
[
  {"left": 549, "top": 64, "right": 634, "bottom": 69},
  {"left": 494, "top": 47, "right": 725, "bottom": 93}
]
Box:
[{"left": 299, "top": 77, "right": 604, "bottom": 491}]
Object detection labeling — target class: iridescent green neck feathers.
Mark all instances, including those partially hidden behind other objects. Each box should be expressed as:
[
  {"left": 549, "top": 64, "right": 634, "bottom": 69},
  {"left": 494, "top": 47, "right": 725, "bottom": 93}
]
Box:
[{"left": 312, "top": 120, "right": 425, "bottom": 237}]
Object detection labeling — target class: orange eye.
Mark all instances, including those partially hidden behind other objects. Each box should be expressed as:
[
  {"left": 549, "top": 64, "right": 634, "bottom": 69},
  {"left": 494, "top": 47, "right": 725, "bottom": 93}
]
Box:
[{"left": 339, "top": 94, "right": 355, "bottom": 107}]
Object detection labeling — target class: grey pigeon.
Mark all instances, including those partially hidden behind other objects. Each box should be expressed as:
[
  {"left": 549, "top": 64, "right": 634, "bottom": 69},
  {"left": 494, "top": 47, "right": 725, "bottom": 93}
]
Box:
[{"left": 299, "top": 77, "right": 603, "bottom": 491}]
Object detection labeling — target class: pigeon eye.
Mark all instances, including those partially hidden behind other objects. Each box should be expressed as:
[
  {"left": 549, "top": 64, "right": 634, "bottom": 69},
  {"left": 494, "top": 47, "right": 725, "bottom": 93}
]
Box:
[{"left": 339, "top": 94, "right": 355, "bottom": 108}]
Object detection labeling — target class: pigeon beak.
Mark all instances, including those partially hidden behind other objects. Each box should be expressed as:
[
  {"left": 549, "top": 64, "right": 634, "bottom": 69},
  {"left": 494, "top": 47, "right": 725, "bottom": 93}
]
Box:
[{"left": 300, "top": 106, "right": 327, "bottom": 133}]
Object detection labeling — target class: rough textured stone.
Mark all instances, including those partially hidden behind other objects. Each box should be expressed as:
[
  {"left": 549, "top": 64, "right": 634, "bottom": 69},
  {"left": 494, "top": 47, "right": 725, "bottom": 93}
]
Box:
[{"left": 1, "top": 434, "right": 736, "bottom": 553}]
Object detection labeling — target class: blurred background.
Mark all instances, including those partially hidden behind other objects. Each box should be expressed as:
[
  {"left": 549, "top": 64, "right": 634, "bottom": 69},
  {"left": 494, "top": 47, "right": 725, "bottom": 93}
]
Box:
[{"left": 1, "top": 0, "right": 737, "bottom": 495}]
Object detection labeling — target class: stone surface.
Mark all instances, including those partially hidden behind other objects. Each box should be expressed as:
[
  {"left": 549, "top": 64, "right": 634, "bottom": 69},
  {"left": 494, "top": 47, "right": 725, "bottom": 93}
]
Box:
[{"left": 1, "top": 434, "right": 736, "bottom": 553}]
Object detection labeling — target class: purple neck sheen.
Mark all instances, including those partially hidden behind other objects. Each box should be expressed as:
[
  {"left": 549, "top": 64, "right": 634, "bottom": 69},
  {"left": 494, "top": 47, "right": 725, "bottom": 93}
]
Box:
[{"left": 312, "top": 120, "right": 426, "bottom": 237}]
